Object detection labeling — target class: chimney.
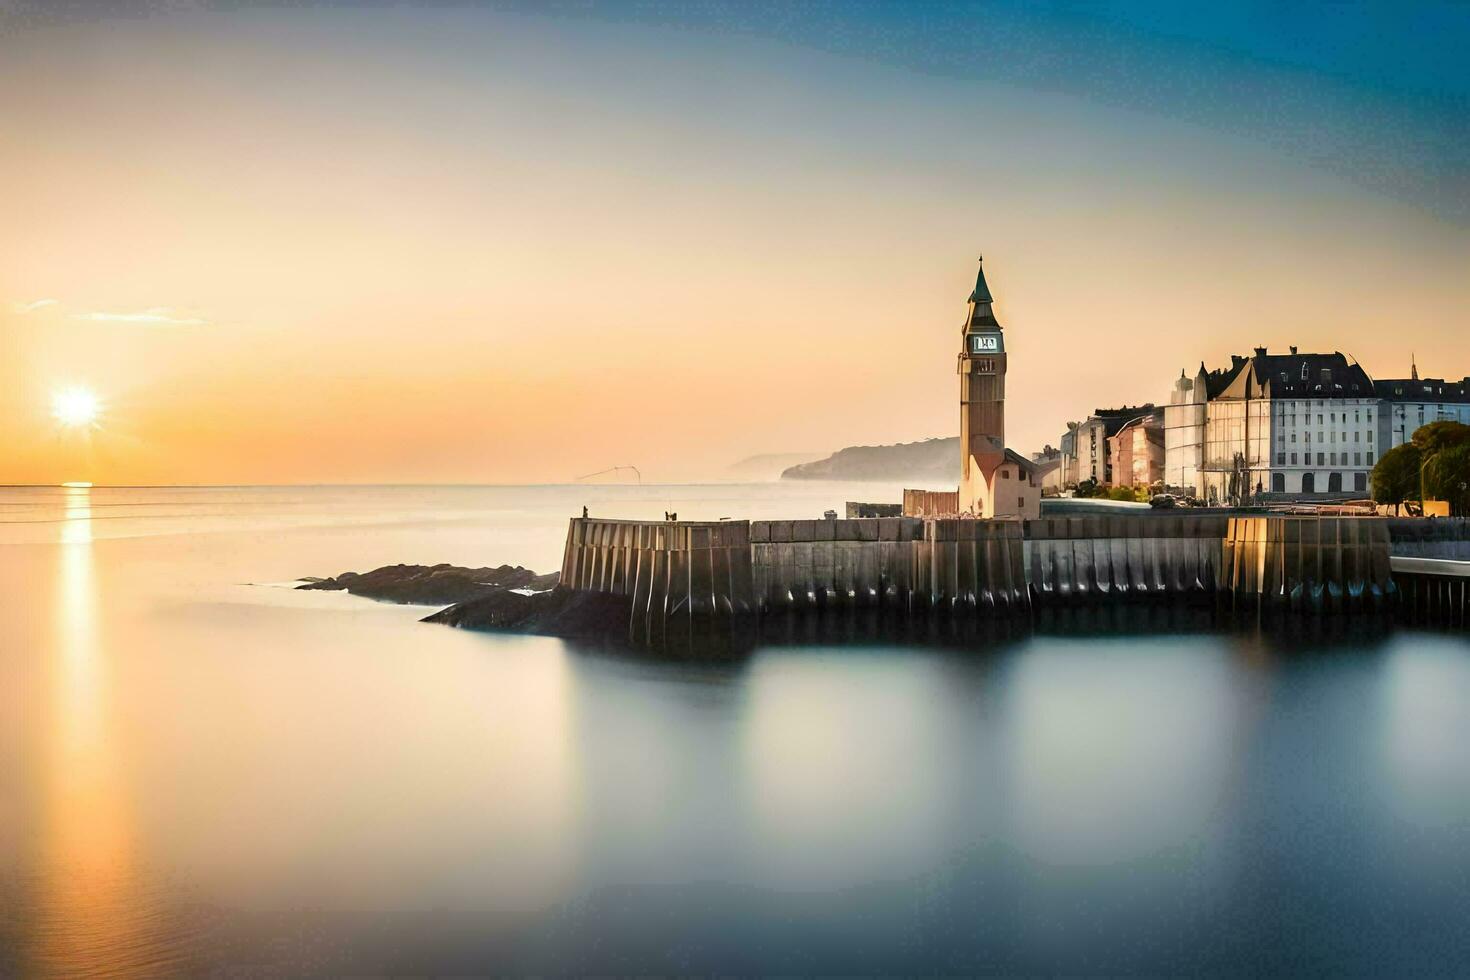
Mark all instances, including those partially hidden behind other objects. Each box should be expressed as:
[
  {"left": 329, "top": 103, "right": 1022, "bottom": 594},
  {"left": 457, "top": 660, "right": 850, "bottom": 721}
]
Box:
[
  {"left": 1289, "top": 346, "right": 1298, "bottom": 355},
  {"left": 1253, "top": 346, "right": 1267, "bottom": 358}
]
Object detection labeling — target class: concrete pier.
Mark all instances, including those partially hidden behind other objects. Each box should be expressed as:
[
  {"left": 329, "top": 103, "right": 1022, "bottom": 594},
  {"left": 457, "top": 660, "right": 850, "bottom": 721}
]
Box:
[
  {"left": 559, "top": 514, "right": 1470, "bottom": 649},
  {"left": 561, "top": 518, "right": 754, "bottom": 650}
]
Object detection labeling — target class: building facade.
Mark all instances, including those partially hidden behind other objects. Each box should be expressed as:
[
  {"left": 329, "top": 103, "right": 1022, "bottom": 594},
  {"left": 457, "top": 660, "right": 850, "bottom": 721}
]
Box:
[
  {"left": 1375, "top": 364, "right": 1470, "bottom": 448},
  {"left": 1064, "top": 405, "right": 1159, "bottom": 487},
  {"left": 1165, "top": 348, "right": 1380, "bottom": 502},
  {"left": 1108, "top": 414, "right": 1165, "bottom": 488}
]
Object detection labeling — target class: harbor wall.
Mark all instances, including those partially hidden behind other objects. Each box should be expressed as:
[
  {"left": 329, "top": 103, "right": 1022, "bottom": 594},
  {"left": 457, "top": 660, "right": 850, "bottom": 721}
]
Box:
[
  {"left": 560, "top": 514, "right": 1464, "bottom": 647},
  {"left": 1025, "top": 514, "right": 1228, "bottom": 607},
  {"left": 1223, "top": 516, "right": 1394, "bottom": 614},
  {"left": 561, "top": 518, "right": 754, "bottom": 649},
  {"left": 751, "top": 517, "right": 922, "bottom": 614},
  {"left": 1384, "top": 517, "right": 1470, "bottom": 560}
]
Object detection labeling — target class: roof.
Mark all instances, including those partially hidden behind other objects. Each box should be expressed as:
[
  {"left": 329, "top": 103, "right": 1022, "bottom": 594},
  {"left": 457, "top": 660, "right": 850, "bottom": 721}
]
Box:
[
  {"left": 968, "top": 258, "right": 993, "bottom": 304},
  {"left": 1207, "top": 350, "right": 1374, "bottom": 400},
  {"left": 1080, "top": 404, "right": 1160, "bottom": 437},
  {"left": 1004, "top": 447, "right": 1039, "bottom": 473},
  {"left": 1375, "top": 377, "right": 1470, "bottom": 403}
]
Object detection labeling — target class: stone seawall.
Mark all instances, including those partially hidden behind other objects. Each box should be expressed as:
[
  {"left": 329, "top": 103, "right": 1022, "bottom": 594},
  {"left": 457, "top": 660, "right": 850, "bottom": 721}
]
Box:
[
  {"left": 1224, "top": 517, "right": 1394, "bottom": 614},
  {"left": 1025, "top": 515, "right": 1228, "bottom": 607},
  {"left": 560, "top": 515, "right": 1465, "bottom": 649},
  {"left": 561, "top": 518, "right": 754, "bottom": 649},
  {"left": 751, "top": 517, "right": 922, "bottom": 614}
]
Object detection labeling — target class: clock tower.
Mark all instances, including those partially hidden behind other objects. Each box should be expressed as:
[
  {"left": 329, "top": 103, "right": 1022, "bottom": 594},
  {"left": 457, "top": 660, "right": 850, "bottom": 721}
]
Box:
[{"left": 958, "top": 256, "right": 1007, "bottom": 514}]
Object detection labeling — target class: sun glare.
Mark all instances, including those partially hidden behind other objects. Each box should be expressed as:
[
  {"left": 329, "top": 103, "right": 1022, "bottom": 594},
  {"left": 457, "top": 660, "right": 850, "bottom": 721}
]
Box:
[{"left": 52, "top": 387, "right": 102, "bottom": 428}]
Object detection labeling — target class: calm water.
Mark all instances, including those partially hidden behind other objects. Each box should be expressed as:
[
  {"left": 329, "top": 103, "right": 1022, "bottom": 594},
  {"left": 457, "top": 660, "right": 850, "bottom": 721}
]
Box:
[{"left": 3, "top": 484, "right": 1470, "bottom": 975}]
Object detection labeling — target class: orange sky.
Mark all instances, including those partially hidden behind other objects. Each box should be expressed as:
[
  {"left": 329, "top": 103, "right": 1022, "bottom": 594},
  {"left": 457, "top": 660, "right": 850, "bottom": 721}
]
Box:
[{"left": 2, "top": 6, "right": 1467, "bottom": 485}]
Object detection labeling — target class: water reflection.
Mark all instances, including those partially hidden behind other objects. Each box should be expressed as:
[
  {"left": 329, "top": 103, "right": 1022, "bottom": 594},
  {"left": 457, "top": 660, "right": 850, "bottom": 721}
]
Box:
[{"left": 31, "top": 487, "right": 156, "bottom": 976}]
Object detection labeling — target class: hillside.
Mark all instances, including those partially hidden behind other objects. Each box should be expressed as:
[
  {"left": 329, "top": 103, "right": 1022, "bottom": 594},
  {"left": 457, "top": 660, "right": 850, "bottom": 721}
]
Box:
[
  {"left": 726, "top": 451, "right": 829, "bottom": 482},
  {"left": 781, "top": 437, "right": 959, "bottom": 483}
]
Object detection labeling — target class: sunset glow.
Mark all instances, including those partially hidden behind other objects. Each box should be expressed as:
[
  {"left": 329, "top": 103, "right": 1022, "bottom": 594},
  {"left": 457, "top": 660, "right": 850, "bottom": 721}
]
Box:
[
  {"left": 52, "top": 388, "right": 101, "bottom": 429},
  {"left": 0, "top": 3, "right": 1466, "bottom": 488}
]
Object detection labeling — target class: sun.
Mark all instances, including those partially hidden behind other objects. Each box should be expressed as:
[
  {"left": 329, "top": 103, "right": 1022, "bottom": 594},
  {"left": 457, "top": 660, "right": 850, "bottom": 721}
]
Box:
[{"left": 52, "top": 387, "right": 102, "bottom": 428}]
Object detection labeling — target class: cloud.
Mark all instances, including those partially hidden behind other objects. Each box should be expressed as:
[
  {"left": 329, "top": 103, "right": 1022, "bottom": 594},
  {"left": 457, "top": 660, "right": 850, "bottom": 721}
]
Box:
[
  {"left": 12, "top": 298, "right": 58, "bottom": 314},
  {"left": 71, "top": 306, "right": 208, "bottom": 326}
]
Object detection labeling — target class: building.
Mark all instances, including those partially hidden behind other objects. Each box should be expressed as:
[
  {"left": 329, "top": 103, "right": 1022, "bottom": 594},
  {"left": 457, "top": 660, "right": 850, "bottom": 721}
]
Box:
[
  {"left": 1164, "top": 347, "right": 1380, "bottom": 503},
  {"left": 1030, "top": 445, "right": 1065, "bottom": 494},
  {"left": 905, "top": 258, "right": 1040, "bottom": 520},
  {"left": 1057, "top": 423, "right": 1080, "bottom": 487},
  {"left": 956, "top": 258, "right": 1040, "bottom": 519},
  {"left": 1375, "top": 359, "right": 1470, "bottom": 448},
  {"left": 1164, "top": 370, "right": 1207, "bottom": 492},
  {"left": 1066, "top": 405, "right": 1159, "bottom": 486},
  {"left": 1108, "top": 414, "right": 1165, "bottom": 488}
]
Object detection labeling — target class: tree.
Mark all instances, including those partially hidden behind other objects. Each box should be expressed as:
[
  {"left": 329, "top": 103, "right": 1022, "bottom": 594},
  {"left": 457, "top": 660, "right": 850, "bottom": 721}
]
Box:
[
  {"left": 1371, "top": 443, "right": 1422, "bottom": 509},
  {"left": 1411, "top": 420, "right": 1470, "bottom": 456},
  {"left": 1373, "top": 422, "right": 1470, "bottom": 516},
  {"left": 1074, "top": 478, "right": 1105, "bottom": 499},
  {"left": 1423, "top": 443, "right": 1470, "bottom": 516}
]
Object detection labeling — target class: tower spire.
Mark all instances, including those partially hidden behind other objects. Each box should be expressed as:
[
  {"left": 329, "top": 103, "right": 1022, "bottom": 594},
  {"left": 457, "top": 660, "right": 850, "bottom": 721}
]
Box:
[
  {"left": 968, "top": 255, "right": 993, "bottom": 304},
  {"left": 964, "top": 256, "right": 1000, "bottom": 331},
  {"left": 1412, "top": 353, "right": 1419, "bottom": 381}
]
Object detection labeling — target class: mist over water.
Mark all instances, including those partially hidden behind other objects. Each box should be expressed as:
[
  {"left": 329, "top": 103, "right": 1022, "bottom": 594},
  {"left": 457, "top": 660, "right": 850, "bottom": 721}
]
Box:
[{"left": 3, "top": 485, "right": 1470, "bottom": 974}]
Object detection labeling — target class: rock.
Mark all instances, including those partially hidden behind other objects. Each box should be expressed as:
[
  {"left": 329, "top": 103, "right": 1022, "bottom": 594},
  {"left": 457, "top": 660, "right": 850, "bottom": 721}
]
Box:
[
  {"left": 296, "top": 562, "right": 625, "bottom": 640},
  {"left": 422, "top": 586, "right": 631, "bottom": 638},
  {"left": 296, "top": 563, "right": 559, "bottom": 606}
]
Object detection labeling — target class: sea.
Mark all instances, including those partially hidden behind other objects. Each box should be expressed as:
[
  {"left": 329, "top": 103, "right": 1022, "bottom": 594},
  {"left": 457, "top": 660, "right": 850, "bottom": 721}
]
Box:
[{"left": 3, "top": 483, "right": 1469, "bottom": 975}]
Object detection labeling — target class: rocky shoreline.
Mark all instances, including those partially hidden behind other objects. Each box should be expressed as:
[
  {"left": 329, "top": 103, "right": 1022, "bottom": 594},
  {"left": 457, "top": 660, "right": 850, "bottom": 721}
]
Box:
[{"left": 296, "top": 562, "right": 627, "bottom": 639}]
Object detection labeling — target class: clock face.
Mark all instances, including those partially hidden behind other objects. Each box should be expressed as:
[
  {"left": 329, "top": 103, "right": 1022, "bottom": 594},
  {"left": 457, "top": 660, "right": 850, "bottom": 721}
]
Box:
[{"left": 969, "top": 333, "right": 1001, "bottom": 354}]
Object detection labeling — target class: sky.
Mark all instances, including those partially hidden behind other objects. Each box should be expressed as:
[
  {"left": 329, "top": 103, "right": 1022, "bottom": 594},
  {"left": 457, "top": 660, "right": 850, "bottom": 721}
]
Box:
[{"left": 2, "top": 0, "right": 1467, "bottom": 485}]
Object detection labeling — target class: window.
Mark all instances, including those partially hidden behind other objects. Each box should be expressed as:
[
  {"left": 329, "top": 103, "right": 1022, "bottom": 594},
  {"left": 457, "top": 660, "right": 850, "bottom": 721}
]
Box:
[
  {"left": 1318, "top": 414, "right": 1324, "bottom": 425},
  {"left": 1354, "top": 431, "right": 1360, "bottom": 443},
  {"left": 1330, "top": 452, "right": 1337, "bottom": 464},
  {"left": 1276, "top": 452, "right": 1285, "bottom": 465},
  {"left": 1368, "top": 430, "right": 1373, "bottom": 444},
  {"left": 1367, "top": 452, "right": 1375, "bottom": 465},
  {"left": 1354, "top": 452, "right": 1362, "bottom": 465},
  {"left": 1017, "top": 496, "right": 1025, "bottom": 509},
  {"left": 1317, "top": 453, "right": 1325, "bottom": 465},
  {"left": 1291, "top": 452, "right": 1298, "bottom": 465},
  {"left": 1305, "top": 432, "right": 1312, "bottom": 443}
]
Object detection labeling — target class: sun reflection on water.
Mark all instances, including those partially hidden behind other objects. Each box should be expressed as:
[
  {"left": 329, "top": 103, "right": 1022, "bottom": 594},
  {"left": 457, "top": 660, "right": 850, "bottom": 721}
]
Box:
[{"left": 30, "top": 486, "right": 159, "bottom": 976}]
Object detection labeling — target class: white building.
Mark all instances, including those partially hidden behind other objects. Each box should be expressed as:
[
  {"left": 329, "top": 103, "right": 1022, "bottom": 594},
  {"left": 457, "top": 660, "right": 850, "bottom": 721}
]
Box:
[
  {"left": 1165, "top": 348, "right": 1379, "bottom": 503},
  {"left": 1375, "top": 366, "right": 1470, "bottom": 448}
]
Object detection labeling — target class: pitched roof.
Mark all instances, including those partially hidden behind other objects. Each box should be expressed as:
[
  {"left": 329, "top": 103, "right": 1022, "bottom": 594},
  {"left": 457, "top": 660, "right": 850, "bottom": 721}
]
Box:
[
  {"left": 1004, "top": 447, "right": 1039, "bottom": 473},
  {"left": 968, "top": 258, "right": 993, "bottom": 304},
  {"left": 1207, "top": 350, "right": 1374, "bottom": 400}
]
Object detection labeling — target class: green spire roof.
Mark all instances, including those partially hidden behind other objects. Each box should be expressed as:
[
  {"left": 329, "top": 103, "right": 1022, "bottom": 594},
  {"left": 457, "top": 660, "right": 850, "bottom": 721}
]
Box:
[{"left": 968, "top": 257, "right": 993, "bottom": 304}]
